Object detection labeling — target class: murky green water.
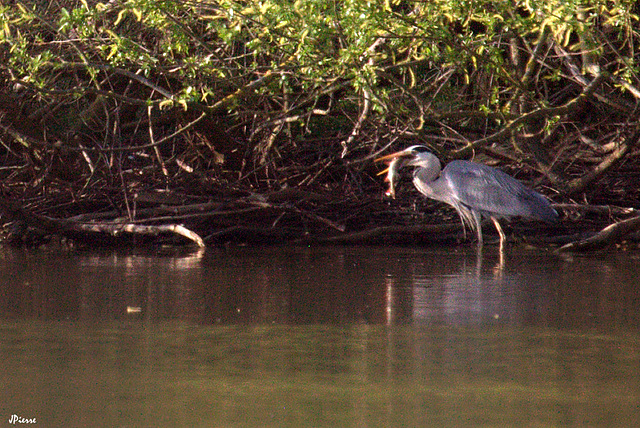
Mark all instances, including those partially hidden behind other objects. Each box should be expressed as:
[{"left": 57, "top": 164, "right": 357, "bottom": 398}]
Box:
[{"left": 1, "top": 245, "right": 639, "bottom": 426}]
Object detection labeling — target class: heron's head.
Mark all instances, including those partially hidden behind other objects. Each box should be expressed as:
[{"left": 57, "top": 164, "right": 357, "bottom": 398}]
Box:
[
  {"left": 374, "top": 145, "right": 440, "bottom": 169},
  {"left": 375, "top": 146, "right": 442, "bottom": 198}
]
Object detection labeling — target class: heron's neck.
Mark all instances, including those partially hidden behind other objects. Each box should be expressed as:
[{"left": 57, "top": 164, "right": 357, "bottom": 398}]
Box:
[{"left": 412, "top": 163, "right": 440, "bottom": 184}]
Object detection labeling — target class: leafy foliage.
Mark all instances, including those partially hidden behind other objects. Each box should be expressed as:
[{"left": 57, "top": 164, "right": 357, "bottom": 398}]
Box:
[{"left": 0, "top": 0, "right": 639, "bottom": 209}]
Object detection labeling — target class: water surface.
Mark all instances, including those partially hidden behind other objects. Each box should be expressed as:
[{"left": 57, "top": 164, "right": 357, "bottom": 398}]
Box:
[{"left": 1, "top": 245, "right": 639, "bottom": 426}]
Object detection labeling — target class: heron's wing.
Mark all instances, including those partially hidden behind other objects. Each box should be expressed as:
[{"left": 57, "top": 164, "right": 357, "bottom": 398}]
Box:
[{"left": 442, "top": 161, "right": 557, "bottom": 221}]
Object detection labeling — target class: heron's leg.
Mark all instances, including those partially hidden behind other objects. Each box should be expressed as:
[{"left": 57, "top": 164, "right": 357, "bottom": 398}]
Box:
[{"left": 490, "top": 216, "right": 506, "bottom": 250}]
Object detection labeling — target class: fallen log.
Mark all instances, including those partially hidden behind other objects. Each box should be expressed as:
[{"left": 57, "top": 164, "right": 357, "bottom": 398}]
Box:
[
  {"left": 316, "top": 223, "right": 461, "bottom": 244},
  {"left": 558, "top": 215, "right": 640, "bottom": 252},
  {"left": 0, "top": 197, "right": 205, "bottom": 247},
  {"left": 71, "top": 222, "right": 205, "bottom": 247}
]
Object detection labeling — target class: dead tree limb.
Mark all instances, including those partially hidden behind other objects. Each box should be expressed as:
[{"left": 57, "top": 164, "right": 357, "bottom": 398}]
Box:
[
  {"left": 316, "top": 223, "right": 461, "bottom": 244},
  {"left": 563, "top": 127, "right": 640, "bottom": 195},
  {"left": 75, "top": 223, "right": 205, "bottom": 247},
  {"left": 0, "top": 197, "right": 205, "bottom": 247},
  {"left": 558, "top": 215, "right": 640, "bottom": 252}
]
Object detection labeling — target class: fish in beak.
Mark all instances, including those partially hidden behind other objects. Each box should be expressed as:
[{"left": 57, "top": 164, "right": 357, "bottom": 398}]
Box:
[{"left": 374, "top": 149, "right": 414, "bottom": 199}]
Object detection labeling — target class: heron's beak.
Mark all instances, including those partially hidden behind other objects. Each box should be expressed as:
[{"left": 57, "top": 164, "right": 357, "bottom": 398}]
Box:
[
  {"left": 374, "top": 149, "right": 413, "bottom": 175},
  {"left": 374, "top": 149, "right": 413, "bottom": 163}
]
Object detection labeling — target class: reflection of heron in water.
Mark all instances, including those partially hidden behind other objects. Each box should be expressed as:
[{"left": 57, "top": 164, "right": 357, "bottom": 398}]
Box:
[{"left": 376, "top": 145, "right": 558, "bottom": 248}]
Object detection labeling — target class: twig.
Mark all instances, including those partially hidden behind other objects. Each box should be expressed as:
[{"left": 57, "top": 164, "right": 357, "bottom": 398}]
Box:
[
  {"left": 341, "top": 86, "right": 372, "bottom": 158},
  {"left": 62, "top": 62, "right": 175, "bottom": 99},
  {"left": 148, "top": 105, "right": 168, "bottom": 177},
  {"left": 340, "top": 38, "right": 385, "bottom": 158},
  {"left": 243, "top": 198, "right": 345, "bottom": 232}
]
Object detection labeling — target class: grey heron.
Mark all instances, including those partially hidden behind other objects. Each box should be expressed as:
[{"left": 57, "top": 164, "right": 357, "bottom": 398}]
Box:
[{"left": 375, "top": 145, "right": 558, "bottom": 247}]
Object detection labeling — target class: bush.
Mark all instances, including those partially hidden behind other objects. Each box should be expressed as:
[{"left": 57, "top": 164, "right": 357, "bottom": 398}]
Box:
[{"left": 1, "top": 0, "right": 639, "bottom": 236}]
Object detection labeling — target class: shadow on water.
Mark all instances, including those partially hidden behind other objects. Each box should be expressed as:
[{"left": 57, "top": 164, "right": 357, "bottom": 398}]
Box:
[{"left": 1, "top": 245, "right": 640, "bottom": 426}]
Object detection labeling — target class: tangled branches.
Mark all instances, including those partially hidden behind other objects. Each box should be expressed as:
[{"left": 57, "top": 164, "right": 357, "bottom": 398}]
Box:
[{"left": 1, "top": 1, "right": 640, "bottom": 248}]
